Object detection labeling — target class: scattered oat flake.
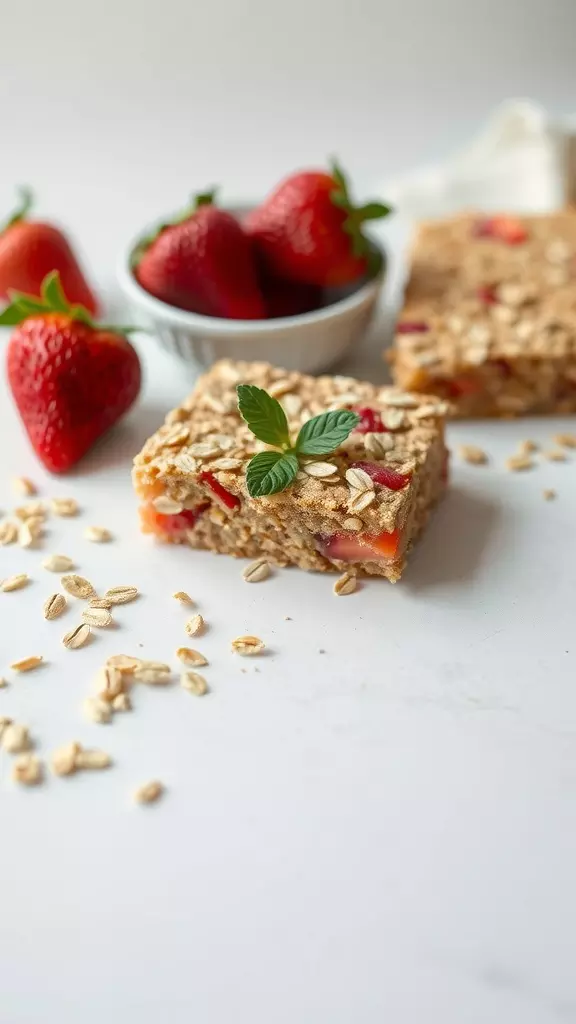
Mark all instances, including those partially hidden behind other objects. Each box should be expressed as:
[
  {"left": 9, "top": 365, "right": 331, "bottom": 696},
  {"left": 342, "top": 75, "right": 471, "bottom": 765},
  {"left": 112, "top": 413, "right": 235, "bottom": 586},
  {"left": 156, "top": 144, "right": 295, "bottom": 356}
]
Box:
[
  {"left": 75, "top": 748, "right": 111, "bottom": 770},
  {"left": 133, "top": 664, "right": 171, "bottom": 685},
  {"left": 83, "top": 696, "right": 112, "bottom": 724},
  {"left": 553, "top": 433, "right": 576, "bottom": 449},
  {"left": 89, "top": 598, "right": 113, "bottom": 610},
  {"left": 95, "top": 665, "right": 125, "bottom": 701},
  {"left": 506, "top": 454, "right": 534, "bottom": 472},
  {"left": 112, "top": 692, "right": 132, "bottom": 712},
  {"left": 242, "top": 559, "right": 270, "bottom": 583},
  {"left": 18, "top": 520, "right": 37, "bottom": 548},
  {"left": 106, "top": 654, "right": 143, "bottom": 672},
  {"left": 0, "top": 677, "right": 7, "bottom": 688},
  {"left": 15, "top": 501, "right": 45, "bottom": 521},
  {"left": 2, "top": 723, "right": 30, "bottom": 753},
  {"left": 12, "top": 753, "right": 43, "bottom": 786},
  {"left": 181, "top": 670, "right": 209, "bottom": 696},
  {"left": 84, "top": 526, "right": 113, "bottom": 543},
  {"left": 543, "top": 488, "right": 557, "bottom": 501},
  {"left": 519, "top": 440, "right": 538, "bottom": 455},
  {"left": 0, "top": 715, "right": 13, "bottom": 735},
  {"left": 51, "top": 741, "right": 81, "bottom": 777},
  {"left": 0, "top": 521, "right": 17, "bottom": 545},
  {"left": 10, "top": 655, "right": 43, "bottom": 672},
  {"left": 43, "top": 593, "right": 67, "bottom": 620},
  {"left": 134, "top": 780, "right": 164, "bottom": 805},
  {"left": 104, "top": 585, "right": 139, "bottom": 605},
  {"left": 177, "top": 647, "right": 208, "bottom": 667},
  {"left": 542, "top": 448, "right": 566, "bottom": 462},
  {"left": 42, "top": 554, "right": 74, "bottom": 573},
  {"left": 61, "top": 574, "right": 97, "bottom": 599},
  {"left": 1, "top": 573, "right": 29, "bottom": 593},
  {"left": 185, "top": 614, "right": 204, "bottom": 637},
  {"left": 62, "top": 623, "right": 91, "bottom": 650},
  {"left": 231, "top": 635, "right": 265, "bottom": 656},
  {"left": 333, "top": 572, "right": 357, "bottom": 596},
  {"left": 173, "top": 591, "right": 193, "bottom": 604},
  {"left": 51, "top": 497, "right": 79, "bottom": 517},
  {"left": 81, "top": 606, "right": 113, "bottom": 628},
  {"left": 12, "top": 476, "right": 36, "bottom": 497},
  {"left": 458, "top": 444, "right": 488, "bottom": 465}
]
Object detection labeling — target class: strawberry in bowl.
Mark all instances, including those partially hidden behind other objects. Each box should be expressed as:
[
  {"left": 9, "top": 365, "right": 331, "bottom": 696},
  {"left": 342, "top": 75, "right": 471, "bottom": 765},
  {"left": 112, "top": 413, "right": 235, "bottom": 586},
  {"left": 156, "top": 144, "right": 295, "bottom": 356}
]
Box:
[{"left": 118, "top": 167, "right": 391, "bottom": 375}]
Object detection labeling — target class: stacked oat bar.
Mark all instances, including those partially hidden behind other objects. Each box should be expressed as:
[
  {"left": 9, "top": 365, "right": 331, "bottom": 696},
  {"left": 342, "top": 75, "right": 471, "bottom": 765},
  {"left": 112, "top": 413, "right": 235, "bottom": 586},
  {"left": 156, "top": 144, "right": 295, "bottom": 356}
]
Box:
[
  {"left": 134, "top": 360, "right": 448, "bottom": 582},
  {"left": 389, "top": 211, "right": 576, "bottom": 416}
]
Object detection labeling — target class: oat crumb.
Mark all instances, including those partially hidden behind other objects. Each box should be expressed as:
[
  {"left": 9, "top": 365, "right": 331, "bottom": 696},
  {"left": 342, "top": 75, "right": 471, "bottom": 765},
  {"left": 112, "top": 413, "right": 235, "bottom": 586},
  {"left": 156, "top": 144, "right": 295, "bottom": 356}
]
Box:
[
  {"left": 543, "top": 488, "right": 557, "bottom": 501},
  {"left": 84, "top": 526, "right": 113, "bottom": 543},
  {"left": 334, "top": 571, "right": 357, "bottom": 596},
  {"left": 231, "top": 635, "right": 265, "bottom": 656},
  {"left": 542, "top": 448, "right": 567, "bottom": 462},
  {"left": 10, "top": 655, "right": 43, "bottom": 672},
  {"left": 505, "top": 454, "right": 534, "bottom": 472},
  {"left": 134, "top": 780, "right": 164, "bottom": 805},
  {"left": 12, "top": 477, "right": 37, "bottom": 497},
  {"left": 519, "top": 439, "right": 538, "bottom": 455},
  {"left": 458, "top": 444, "right": 488, "bottom": 465},
  {"left": 173, "top": 591, "right": 193, "bottom": 604},
  {"left": 553, "top": 433, "right": 576, "bottom": 449},
  {"left": 12, "top": 753, "right": 43, "bottom": 786}
]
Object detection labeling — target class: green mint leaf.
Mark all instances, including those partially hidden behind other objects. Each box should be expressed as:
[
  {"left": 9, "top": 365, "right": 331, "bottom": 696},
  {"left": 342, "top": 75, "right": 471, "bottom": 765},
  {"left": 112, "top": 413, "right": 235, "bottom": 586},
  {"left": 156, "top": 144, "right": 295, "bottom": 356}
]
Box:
[
  {"left": 295, "top": 409, "right": 360, "bottom": 456},
  {"left": 246, "top": 451, "right": 299, "bottom": 497},
  {"left": 237, "top": 384, "right": 290, "bottom": 448}
]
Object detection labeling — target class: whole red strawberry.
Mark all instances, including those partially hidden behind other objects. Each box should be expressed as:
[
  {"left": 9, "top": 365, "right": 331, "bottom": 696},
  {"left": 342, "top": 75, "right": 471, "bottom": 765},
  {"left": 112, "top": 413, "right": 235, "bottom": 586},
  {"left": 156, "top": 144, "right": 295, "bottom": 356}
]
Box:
[
  {"left": 0, "top": 188, "right": 99, "bottom": 315},
  {"left": 0, "top": 272, "right": 141, "bottom": 473},
  {"left": 135, "top": 191, "right": 265, "bottom": 319},
  {"left": 245, "top": 162, "right": 391, "bottom": 287}
]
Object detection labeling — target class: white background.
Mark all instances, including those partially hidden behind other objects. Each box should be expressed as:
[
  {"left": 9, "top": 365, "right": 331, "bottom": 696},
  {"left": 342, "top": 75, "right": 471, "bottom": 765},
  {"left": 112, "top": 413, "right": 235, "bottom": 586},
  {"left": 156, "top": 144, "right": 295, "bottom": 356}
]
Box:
[{"left": 1, "top": 2, "right": 576, "bottom": 1022}]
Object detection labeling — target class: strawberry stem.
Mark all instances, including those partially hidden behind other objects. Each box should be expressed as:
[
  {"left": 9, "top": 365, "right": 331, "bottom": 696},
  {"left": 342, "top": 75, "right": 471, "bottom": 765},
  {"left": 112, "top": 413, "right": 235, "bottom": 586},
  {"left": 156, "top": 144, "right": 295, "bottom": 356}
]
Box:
[
  {"left": 329, "top": 160, "right": 391, "bottom": 267},
  {"left": 1, "top": 186, "right": 34, "bottom": 233}
]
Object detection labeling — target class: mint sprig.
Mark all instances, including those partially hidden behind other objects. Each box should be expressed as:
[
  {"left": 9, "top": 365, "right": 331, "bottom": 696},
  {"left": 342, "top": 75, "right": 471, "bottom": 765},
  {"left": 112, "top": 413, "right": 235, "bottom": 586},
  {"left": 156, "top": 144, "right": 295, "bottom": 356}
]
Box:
[{"left": 237, "top": 384, "right": 359, "bottom": 497}]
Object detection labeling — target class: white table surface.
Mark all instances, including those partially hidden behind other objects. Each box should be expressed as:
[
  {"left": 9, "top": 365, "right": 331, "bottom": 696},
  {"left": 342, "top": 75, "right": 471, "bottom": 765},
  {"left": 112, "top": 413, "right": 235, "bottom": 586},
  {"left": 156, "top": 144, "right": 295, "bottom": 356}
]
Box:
[{"left": 1, "top": 210, "right": 575, "bottom": 1024}]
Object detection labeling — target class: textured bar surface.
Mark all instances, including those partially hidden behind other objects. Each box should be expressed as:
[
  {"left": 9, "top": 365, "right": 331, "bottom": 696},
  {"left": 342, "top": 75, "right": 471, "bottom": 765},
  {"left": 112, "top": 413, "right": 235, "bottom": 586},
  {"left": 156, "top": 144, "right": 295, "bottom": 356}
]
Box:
[
  {"left": 389, "top": 211, "right": 576, "bottom": 416},
  {"left": 133, "top": 360, "right": 448, "bottom": 582}
]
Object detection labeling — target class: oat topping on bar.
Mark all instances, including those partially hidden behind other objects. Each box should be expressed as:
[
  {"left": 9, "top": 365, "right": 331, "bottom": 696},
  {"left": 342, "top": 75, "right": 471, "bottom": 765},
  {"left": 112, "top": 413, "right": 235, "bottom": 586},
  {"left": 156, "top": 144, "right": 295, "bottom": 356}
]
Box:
[{"left": 389, "top": 211, "right": 576, "bottom": 417}]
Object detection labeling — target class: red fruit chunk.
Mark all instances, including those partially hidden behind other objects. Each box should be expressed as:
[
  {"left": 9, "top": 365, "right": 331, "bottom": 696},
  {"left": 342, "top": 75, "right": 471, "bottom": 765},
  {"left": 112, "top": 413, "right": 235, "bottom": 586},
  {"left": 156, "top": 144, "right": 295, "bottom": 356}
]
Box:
[
  {"left": 396, "top": 321, "right": 429, "bottom": 334},
  {"left": 350, "top": 460, "right": 411, "bottom": 490},
  {"left": 354, "top": 407, "right": 386, "bottom": 434},
  {"left": 319, "top": 528, "right": 402, "bottom": 564},
  {"left": 477, "top": 284, "right": 498, "bottom": 305},
  {"left": 200, "top": 470, "right": 241, "bottom": 510},
  {"left": 446, "top": 373, "right": 482, "bottom": 398},
  {"left": 473, "top": 216, "right": 528, "bottom": 245},
  {"left": 141, "top": 503, "right": 208, "bottom": 535}
]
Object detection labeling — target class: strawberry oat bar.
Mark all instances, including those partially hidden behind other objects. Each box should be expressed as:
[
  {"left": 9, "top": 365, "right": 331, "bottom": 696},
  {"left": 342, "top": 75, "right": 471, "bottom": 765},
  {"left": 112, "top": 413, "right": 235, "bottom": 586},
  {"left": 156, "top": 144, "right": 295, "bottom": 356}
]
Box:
[
  {"left": 389, "top": 211, "right": 576, "bottom": 416},
  {"left": 133, "top": 360, "right": 448, "bottom": 582}
]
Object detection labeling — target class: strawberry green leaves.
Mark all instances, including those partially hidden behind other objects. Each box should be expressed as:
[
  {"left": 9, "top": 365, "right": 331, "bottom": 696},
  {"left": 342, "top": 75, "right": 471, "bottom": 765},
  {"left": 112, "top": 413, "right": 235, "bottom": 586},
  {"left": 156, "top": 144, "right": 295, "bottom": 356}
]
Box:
[
  {"left": 0, "top": 270, "right": 94, "bottom": 327},
  {"left": 237, "top": 384, "right": 360, "bottom": 497}
]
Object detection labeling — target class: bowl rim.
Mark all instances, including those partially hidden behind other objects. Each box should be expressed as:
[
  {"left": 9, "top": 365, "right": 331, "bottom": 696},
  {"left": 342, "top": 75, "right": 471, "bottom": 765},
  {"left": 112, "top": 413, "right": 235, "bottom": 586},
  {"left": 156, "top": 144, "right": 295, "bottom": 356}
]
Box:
[{"left": 117, "top": 218, "right": 386, "bottom": 334}]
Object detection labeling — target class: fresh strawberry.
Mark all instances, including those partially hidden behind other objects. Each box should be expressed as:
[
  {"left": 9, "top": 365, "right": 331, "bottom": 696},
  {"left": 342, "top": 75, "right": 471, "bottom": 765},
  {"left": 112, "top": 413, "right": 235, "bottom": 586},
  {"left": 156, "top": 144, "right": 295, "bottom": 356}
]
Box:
[
  {"left": 0, "top": 272, "right": 141, "bottom": 473},
  {"left": 0, "top": 188, "right": 99, "bottom": 315},
  {"left": 134, "top": 191, "right": 265, "bottom": 319},
  {"left": 245, "top": 162, "right": 391, "bottom": 287}
]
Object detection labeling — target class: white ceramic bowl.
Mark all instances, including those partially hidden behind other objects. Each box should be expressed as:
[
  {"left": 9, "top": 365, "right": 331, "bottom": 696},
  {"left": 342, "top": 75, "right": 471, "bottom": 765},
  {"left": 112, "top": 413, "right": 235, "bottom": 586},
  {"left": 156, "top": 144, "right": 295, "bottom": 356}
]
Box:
[{"left": 117, "top": 207, "right": 385, "bottom": 375}]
